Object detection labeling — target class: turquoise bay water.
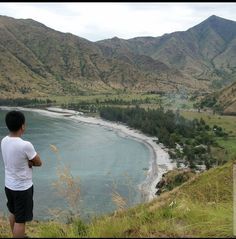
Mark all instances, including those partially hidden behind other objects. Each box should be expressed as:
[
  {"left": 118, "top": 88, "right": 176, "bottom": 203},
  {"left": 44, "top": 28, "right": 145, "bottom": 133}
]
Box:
[{"left": 0, "top": 110, "right": 150, "bottom": 221}]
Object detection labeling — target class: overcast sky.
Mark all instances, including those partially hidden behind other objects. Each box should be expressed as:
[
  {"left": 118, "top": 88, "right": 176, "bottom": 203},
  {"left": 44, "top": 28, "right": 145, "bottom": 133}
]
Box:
[{"left": 0, "top": 2, "right": 236, "bottom": 42}]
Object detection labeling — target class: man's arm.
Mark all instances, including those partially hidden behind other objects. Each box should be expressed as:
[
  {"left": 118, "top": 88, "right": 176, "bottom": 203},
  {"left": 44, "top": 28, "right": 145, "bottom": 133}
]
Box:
[{"left": 28, "top": 154, "right": 42, "bottom": 168}]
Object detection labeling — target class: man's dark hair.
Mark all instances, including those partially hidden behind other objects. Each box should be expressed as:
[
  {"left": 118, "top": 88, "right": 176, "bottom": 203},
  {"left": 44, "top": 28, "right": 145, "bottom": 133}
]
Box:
[{"left": 5, "top": 111, "right": 25, "bottom": 132}]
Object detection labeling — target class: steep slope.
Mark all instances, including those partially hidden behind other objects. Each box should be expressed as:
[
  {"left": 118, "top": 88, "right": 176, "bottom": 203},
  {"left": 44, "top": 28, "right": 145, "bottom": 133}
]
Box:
[
  {"left": 85, "top": 159, "right": 233, "bottom": 238},
  {"left": 0, "top": 15, "right": 111, "bottom": 97}
]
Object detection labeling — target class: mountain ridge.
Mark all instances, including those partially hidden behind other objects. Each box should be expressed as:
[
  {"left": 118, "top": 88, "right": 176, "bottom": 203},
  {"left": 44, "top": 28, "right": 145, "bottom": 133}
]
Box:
[
  {"left": 0, "top": 14, "right": 235, "bottom": 98},
  {"left": 97, "top": 14, "right": 236, "bottom": 93}
]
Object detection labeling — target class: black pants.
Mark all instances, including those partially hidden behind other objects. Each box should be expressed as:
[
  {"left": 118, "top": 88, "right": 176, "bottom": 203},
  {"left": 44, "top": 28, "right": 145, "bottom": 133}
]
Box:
[{"left": 5, "top": 185, "right": 34, "bottom": 223}]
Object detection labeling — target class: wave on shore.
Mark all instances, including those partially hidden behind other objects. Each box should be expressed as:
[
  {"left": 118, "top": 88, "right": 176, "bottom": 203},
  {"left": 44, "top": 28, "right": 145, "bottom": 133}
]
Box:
[{"left": 0, "top": 106, "right": 176, "bottom": 201}]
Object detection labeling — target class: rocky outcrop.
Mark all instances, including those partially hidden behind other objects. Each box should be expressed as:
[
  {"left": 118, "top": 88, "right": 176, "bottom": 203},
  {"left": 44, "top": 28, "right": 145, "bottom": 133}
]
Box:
[{"left": 155, "top": 169, "right": 195, "bottom": 195}]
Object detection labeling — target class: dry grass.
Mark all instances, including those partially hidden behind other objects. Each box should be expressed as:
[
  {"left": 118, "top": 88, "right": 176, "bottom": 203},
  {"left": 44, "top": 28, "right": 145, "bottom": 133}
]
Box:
[
  {"left": 111, "top": 190, "right": 128, "bottom": 212},
  {"left": 49, "top": 145, "right": 81, "bottom": 222}
]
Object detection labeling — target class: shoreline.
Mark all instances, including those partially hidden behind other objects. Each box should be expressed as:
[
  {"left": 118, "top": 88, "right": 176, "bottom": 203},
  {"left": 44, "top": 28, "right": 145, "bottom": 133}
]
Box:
[
  {"left": 68, "top": 114, "right": 176, "bottom": 201},
  {"left": 0, "top": 106, "right": 176, "bottom": 202}
]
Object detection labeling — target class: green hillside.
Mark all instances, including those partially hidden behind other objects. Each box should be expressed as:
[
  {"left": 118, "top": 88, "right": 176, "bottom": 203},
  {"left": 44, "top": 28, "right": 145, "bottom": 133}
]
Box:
[{"left": 0, "top": 158, "right": 233, "bottom": 238}]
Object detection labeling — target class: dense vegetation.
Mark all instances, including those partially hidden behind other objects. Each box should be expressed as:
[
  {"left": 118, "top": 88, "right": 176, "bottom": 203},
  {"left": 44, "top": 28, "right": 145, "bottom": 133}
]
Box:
[
  {"left": 61, "top": 96, "right": 162, "bottom": 113},
  {"left": 193, "top": 94, "right": 224, "bottom": 114},
  {"left": 0, "top": 98, "right": 56, "bottom": 107},
  {"left": 100, "top": 106, "right": 228, "bottom": 170}
]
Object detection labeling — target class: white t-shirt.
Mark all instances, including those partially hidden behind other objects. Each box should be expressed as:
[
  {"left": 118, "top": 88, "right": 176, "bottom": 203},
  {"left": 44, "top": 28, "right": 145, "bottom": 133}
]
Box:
[{"left": 1, "top": 135, "right": 37, "bottom": 191}]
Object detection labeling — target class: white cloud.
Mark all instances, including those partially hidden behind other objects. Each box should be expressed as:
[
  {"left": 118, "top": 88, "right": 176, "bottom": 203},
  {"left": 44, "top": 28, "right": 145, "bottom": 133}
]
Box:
[{"left": 0, "top": 2, "right": 236, "bottom": 41}]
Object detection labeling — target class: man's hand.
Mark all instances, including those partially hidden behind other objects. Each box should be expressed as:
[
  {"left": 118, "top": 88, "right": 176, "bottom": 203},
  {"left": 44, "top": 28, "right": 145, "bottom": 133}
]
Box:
[
  {"left": 29, "top": 154, "right": 42, "bottom": 167},
  {"left": 28, "top": 160, "right": 33, "bottom": 168}
]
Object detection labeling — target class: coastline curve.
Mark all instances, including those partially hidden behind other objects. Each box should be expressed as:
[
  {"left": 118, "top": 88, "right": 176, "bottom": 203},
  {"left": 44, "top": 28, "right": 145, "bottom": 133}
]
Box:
[{"left": 0, "top": 106, "right": 176, "bottom": 201}]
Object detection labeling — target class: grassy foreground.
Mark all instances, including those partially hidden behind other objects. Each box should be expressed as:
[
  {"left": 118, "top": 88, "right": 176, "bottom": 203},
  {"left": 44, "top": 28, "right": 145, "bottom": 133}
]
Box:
[{"left": 0, "top": 159, "right": 234, "bottom": 238}]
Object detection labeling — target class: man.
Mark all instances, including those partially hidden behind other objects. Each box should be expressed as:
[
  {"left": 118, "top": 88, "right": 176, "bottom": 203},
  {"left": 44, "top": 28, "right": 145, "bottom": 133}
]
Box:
[{"left": 1, "top": 110, "right": 42, "bottom": 238}]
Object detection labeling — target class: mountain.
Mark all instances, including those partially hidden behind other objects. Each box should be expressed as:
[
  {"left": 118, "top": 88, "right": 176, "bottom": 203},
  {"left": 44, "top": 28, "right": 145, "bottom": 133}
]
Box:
[
  {"left": 0, "top": 15, "right": 114, "bottom": 98},
  {"left": 97, "top": 15, "right": 236, "bottom": 91},
  {"left": 0, "top": 14, "right": 236, "bottom": 98},
  {"left": 0, "top": 15, "right": 187, "bottom": 98}
]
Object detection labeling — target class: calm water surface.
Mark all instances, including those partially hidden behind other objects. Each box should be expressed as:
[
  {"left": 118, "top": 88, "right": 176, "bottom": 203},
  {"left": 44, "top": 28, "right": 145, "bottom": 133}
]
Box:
[{"left": 0, "top": 109, "right": 150, "bottom": 221}]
